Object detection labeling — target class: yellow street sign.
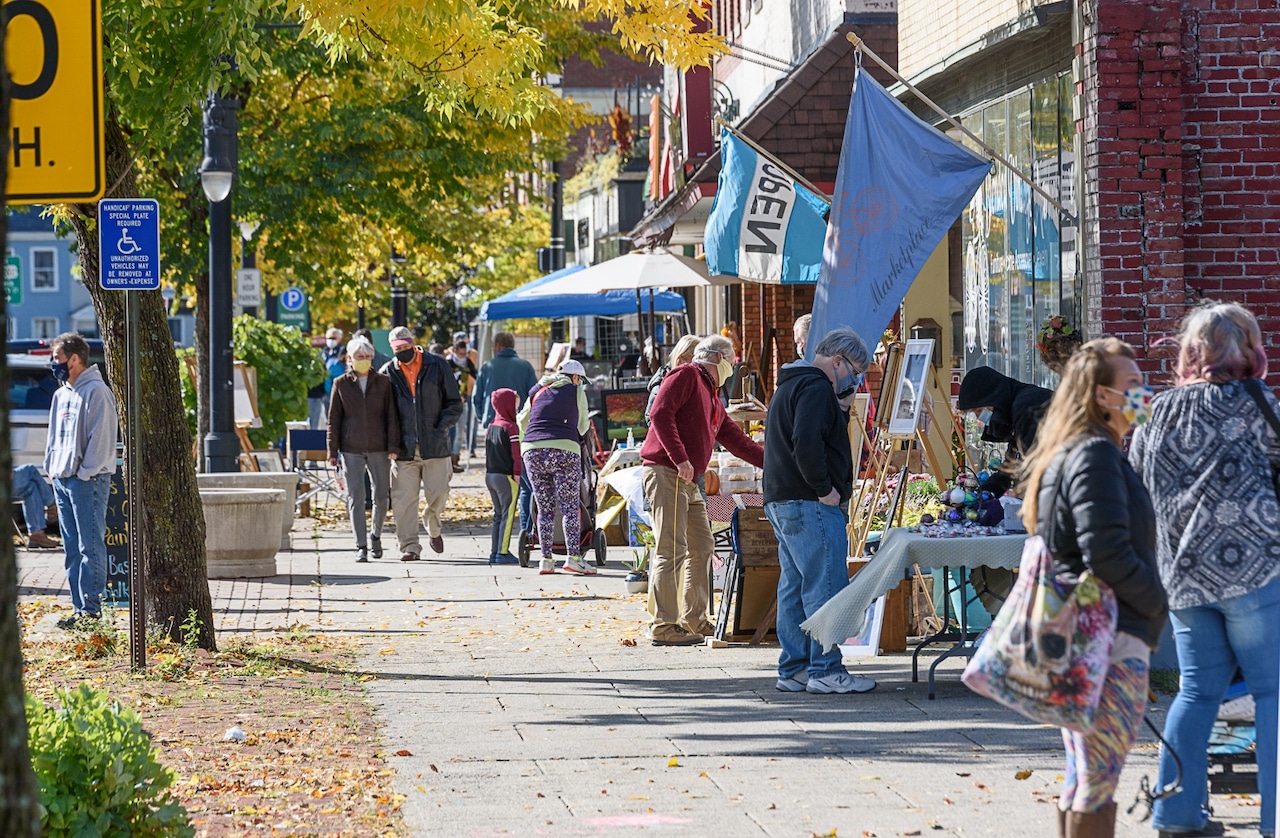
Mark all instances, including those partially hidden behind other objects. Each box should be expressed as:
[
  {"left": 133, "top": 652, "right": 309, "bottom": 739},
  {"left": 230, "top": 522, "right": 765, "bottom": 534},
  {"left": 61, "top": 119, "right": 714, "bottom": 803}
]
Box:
[{"left": 4, "top": 0, "right": 104, "bottom": 203}]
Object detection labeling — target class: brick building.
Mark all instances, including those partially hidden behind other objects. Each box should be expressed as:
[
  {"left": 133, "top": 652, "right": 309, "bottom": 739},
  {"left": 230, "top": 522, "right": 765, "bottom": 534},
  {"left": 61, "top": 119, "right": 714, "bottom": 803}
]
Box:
[
  {"left": 633, "top": 0, "right": 1280, "bottom": 394},
  {"left": 1079, "top": 0, "right": 1280, "bottom": 380}
]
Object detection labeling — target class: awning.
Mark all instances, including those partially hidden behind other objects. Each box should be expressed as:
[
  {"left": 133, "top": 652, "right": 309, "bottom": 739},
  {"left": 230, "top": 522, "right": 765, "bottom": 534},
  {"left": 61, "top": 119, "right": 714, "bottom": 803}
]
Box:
[{"left": 477, "top": 265, "right": 687, "bottom": 321}]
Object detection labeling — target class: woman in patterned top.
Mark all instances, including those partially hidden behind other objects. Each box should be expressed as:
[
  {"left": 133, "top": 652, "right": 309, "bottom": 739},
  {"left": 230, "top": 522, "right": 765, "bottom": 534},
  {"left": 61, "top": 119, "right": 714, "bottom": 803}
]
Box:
[{"left": 1130, "top": 302, "right": 1280, "bottom": 838}]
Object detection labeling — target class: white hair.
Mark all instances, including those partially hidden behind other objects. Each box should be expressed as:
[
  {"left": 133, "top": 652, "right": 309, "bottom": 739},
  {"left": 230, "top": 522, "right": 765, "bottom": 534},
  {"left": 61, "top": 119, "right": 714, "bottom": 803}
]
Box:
[
  {"left": 347, "top": 338, "right": 374, "bottom": 358},
  {"left": 693, "top": 335, "right": 733, "bottom": 365}
]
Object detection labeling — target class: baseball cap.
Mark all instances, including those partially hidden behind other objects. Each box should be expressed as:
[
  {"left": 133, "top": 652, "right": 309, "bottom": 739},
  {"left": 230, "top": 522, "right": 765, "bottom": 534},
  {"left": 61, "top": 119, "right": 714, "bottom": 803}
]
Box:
[
  {"left": 388, "top": 326, "right": 414, "bottom": 348},
  {"left": 452, "top": 331, "right": 469, "bottom": 343},
  {"left": 558, "top": 359, "right": 587, "bottom": 378}
]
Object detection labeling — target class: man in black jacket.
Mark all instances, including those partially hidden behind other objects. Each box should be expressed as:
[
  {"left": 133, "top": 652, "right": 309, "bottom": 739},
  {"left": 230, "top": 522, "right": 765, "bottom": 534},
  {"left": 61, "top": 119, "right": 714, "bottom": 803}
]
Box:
[
  {"left": 764, "top": 327, "right": 876, "bottom": 696},
  {"left": 382, "top": 326, "right": 463, "bottom": 560}
]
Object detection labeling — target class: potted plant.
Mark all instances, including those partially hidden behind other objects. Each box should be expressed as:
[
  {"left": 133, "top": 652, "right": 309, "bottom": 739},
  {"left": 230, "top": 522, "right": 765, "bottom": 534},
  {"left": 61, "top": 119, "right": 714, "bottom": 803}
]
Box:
[{"left": 624, "top": 528, "right": 653, "bottom": 594}]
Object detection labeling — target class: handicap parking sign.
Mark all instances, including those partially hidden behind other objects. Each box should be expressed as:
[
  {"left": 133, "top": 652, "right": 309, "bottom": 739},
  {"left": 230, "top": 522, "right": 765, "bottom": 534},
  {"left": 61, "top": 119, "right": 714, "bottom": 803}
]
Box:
[{"left": 99, "top": 199, "right": 161, "bottom": 291}]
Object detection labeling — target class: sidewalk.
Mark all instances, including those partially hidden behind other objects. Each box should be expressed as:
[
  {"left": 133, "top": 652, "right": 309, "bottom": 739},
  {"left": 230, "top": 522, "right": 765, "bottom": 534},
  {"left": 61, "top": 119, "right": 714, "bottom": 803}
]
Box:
[{"left": 17, "top": 464, "right": 1264, "bottom": 837}]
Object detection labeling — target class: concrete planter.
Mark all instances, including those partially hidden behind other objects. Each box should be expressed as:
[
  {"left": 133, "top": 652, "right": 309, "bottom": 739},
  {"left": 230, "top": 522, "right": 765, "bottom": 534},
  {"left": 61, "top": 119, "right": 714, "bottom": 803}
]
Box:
[
  {"left": 200, "top": 487, "right": 285, "bottom": 578},
  {"left": 197, "top": 472, "right": 298, "bottom": 550}
]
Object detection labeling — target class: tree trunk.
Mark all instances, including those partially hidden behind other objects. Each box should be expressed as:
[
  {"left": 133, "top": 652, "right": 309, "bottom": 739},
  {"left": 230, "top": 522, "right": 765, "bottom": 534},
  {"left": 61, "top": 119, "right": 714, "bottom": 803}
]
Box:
[
  {"left": 69, "top": 102, "right": 217, "bottom": 651},
  {"left": 0, "top": 35, "right": 44, "bottom": 836}
]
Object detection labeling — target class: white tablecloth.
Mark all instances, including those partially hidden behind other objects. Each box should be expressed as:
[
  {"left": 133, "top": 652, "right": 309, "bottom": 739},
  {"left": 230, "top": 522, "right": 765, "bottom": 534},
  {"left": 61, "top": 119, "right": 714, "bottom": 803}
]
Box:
[{"left": 801, "top": 528, "right": 1028, "bottom": 651}]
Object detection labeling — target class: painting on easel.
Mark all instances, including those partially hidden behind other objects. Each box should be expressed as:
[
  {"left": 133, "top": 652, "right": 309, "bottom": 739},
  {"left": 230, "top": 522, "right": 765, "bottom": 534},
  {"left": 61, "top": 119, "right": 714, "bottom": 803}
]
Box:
[{"left": 887, "top": 338, "right": 934, "bottom": 437}]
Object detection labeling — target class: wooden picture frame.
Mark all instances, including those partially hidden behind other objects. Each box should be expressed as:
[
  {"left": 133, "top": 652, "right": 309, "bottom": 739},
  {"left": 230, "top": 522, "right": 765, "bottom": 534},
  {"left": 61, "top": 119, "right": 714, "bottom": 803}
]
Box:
[
  {"left": 886, "top": 339, "right": 934, "bottom": 438},
  {"left": 250, "top": 449, "right": 286, "bottom": 472}
]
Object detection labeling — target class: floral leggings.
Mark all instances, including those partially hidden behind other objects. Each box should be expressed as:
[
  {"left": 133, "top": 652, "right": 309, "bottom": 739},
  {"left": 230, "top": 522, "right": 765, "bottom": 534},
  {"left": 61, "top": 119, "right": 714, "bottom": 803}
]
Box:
[
  {"left": 1059, "top": 657, "right": 1149, "bottom": 813},
  {"left": 523, "top": 448, "right": 582, "bottom": 560}
]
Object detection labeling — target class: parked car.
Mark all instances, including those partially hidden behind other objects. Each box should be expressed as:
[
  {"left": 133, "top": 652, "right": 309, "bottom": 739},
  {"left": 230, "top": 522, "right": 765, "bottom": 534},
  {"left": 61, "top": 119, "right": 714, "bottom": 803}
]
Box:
[{"left": 9, "top": 353, "right": 60, "bottom": 467}]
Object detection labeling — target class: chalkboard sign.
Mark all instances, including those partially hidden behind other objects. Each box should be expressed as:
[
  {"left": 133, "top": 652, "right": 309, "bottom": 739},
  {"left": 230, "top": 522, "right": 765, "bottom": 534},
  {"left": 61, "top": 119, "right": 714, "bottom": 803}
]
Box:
[{"left": 104, "top": 472, "right": 131, "bottom": 606}]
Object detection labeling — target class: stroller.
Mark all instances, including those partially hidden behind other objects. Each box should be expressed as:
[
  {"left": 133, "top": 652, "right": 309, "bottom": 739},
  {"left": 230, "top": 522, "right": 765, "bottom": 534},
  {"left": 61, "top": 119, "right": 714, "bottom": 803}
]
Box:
[{"left": 517, "top": 433, "right": 608, "bottom": 568}]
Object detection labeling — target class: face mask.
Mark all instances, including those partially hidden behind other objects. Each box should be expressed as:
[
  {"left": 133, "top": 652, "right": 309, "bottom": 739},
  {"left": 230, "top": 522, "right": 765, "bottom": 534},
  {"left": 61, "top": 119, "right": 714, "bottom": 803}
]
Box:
[
  {"left": 974, "top": 408, "right": 993, "bottom": 427},
  {"left": 51, "top": 360, "right": 70, "bottom": 384},
  {"left": 351, "top": 359, "right": 372, "bottom": 375},
  {"left": 716, "top": 358, "right": 734, "bottom": 386},
  {"left": 1105, "top": 385, "right": 1155, "bottom": 427},
  {"left": 326, "top": 338, "right": 339, "bottom": 349},
  {"left": 834, "top": 358, "right": 861, "bottom": 399},
  {"left": 394, "top": 348, "right": 416, "bottom": 364}
]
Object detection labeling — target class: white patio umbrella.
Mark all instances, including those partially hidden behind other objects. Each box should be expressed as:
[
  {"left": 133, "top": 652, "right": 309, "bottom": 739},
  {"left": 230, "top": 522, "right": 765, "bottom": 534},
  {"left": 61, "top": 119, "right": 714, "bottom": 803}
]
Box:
[{"left": 524, "top": 249, "right": 711, "bottom": 296}]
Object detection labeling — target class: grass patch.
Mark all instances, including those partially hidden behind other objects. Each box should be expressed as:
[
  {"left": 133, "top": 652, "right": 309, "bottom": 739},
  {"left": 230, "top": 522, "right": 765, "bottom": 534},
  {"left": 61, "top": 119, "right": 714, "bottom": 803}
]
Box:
[{"left": 1150, "top": 667, "right": 1180, "bottom": 696}]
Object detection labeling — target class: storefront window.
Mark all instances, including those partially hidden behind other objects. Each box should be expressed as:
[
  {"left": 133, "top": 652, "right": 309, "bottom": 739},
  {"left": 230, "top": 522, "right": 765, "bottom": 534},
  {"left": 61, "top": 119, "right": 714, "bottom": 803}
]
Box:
[{"left": 960, "top": 72, "right": 1078, "bottom": 385}]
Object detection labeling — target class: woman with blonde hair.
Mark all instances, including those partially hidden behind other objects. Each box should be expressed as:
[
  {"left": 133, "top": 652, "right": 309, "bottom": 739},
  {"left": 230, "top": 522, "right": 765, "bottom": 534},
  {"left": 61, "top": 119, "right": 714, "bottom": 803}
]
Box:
[
  {"left": 645, "top": 334, "right": 701, "bottom": 424},
  {"left": 1130, "top": 302, "right": 1280, "bottom": 838},
  {"left": 1020, "top": 338, "right": 1168, "bottom": 838}
]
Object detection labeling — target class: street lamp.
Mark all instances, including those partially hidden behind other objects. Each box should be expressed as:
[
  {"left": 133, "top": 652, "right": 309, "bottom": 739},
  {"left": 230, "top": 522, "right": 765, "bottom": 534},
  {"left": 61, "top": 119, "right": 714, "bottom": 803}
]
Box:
[
  {"left": 200, "top": 89, "right": 241, "bottom": 473},
  {"left": 390, "top": 248, "right": 408, "bottom": 327}
]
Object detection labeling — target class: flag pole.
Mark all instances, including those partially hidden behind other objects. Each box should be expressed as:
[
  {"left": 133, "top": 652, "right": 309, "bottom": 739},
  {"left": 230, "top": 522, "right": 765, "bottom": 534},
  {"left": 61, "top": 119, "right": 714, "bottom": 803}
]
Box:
[
  {"left": 714, "top": 117, "right": 831, "bottom": 203},
  {"left": 846, "top": 32, "right": 1076, "bottom": 222}
]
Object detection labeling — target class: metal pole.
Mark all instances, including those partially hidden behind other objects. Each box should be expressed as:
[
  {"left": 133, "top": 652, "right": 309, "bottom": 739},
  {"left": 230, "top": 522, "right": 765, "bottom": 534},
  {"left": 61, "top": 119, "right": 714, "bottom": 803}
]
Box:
[
  {"left": 357, "top": 300, "right": 366, "bottom": 330},
  {"left": 391, "top": 282, "right": 408, "bottom": 327},
  {"left": 202, "top": 90, "right": 241, "bottom": 473},
  {"left": 844, "top": 32, "right": 1075, "bottom": 222},
  {"left": 126, "top": 290, "right": 146, "bottom": 671},
  {"left": 550, "top": 160, "right": 565, "bottom": 271}
]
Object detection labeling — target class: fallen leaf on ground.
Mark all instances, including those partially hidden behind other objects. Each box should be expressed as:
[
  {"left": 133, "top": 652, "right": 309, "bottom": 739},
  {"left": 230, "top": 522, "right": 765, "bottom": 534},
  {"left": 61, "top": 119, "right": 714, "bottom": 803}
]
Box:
[
  {"left": 667, "top": 757, "right": 680, "bottom": 768},
  {"left": 1014, "top": 769, "right": 1033, "bottom": 780},
  {"left": 394, "top": 749, "right": 412, "bottom": 757}
]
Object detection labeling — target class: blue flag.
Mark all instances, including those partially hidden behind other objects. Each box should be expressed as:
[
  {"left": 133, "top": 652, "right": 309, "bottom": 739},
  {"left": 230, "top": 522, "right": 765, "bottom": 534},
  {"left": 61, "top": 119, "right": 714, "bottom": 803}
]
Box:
[
  {"left": 807, "top": 68, "right": 991, "bottom": 357},
  {"left": 704, "top": 128, "right": 829, "bottom": 285}
]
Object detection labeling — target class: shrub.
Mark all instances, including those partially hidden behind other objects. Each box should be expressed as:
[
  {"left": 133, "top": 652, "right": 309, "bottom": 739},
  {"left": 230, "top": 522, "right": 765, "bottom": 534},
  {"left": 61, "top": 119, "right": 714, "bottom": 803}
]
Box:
[{"left": 27, "top": 684, "right": 194, "bottom": 838}]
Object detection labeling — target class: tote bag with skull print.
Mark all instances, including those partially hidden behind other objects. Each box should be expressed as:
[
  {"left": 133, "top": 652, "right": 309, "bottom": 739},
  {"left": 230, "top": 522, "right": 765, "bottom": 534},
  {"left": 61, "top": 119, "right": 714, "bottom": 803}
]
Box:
[{"left": 962, "top": 535, "right": 1117, "bottom": 733}]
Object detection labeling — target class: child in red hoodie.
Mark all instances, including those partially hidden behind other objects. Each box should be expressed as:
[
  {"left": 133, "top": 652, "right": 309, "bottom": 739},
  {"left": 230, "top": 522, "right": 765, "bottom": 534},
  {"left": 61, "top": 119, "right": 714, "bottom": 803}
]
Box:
[{"left": 485, "top": 388, "right": 522, "bottom": 564}]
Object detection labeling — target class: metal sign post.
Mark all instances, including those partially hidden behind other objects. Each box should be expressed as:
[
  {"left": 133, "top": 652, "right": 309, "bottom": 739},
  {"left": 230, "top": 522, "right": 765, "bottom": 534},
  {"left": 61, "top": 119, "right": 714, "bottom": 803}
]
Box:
[{"left": 99, "top": 198, "right": 160, "bottom": 671}]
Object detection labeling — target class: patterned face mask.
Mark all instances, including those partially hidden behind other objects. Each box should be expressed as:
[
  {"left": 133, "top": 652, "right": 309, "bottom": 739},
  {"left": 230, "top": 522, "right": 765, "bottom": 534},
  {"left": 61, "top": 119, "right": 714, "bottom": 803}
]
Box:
[{"left": 1105, "top": 385, "right": 1155, "bottom": 427}]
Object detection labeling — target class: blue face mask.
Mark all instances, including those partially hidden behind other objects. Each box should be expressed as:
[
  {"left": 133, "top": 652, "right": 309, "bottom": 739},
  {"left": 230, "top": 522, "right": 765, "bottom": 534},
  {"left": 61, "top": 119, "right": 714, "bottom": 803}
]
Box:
[
  {"left": 835, "top": 358, "right": 862, "bottom": 399},
  {"left": 51, "top": 360, "right": 70, "bottom": 384},
  {"left": 975, "top": 408, "right": 993, "bottom": 427}
]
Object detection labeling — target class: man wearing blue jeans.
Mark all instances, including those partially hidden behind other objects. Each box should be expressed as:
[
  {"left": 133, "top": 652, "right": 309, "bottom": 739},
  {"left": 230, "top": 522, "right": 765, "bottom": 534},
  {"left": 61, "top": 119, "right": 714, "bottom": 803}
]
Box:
[
  {"left": 13, "top": 464, "right": 60, "bottom": 548},
  {"left": 44, "top": 332, "right": 118, "bottom": 628},
  {"left": 763, "top": 326, "right": 875, "bottom": 695}
]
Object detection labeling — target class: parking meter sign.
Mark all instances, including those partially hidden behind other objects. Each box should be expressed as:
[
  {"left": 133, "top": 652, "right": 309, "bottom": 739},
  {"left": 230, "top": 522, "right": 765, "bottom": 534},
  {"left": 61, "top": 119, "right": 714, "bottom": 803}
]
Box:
[{"left": 98, "top": 198, "right": 160, "bottom": 290}]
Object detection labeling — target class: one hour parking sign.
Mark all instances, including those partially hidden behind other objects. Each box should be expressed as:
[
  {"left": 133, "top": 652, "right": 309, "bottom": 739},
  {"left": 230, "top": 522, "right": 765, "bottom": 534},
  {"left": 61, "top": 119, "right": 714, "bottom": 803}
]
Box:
[{"left": 98, "top": 198, "right": 160, "bottom": 290}]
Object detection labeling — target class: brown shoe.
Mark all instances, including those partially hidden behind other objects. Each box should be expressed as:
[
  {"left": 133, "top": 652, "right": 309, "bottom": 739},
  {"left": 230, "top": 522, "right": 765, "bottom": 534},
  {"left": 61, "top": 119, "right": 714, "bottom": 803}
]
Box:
[
  {"left": 26, "top": 531, "right": 61, "bottom": 550},
  {"left": 652, "top": 630, "right": 704, "bottom": 647},
  {"left": 428, "top": 535, "right": 444, "bottom": 553}
]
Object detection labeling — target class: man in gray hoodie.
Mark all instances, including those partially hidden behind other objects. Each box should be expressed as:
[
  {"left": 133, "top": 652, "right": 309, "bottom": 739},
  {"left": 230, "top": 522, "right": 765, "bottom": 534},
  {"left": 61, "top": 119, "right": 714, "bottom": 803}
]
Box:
[{"left": 44, "top": 332, "right": 118, "bottom": 627}]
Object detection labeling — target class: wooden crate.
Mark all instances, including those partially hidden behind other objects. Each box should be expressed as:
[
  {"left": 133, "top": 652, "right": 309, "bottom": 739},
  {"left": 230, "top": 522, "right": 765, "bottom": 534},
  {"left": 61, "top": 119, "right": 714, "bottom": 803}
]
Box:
[{"left": 733, "top": 509, "right": 779, "bottom": 567}]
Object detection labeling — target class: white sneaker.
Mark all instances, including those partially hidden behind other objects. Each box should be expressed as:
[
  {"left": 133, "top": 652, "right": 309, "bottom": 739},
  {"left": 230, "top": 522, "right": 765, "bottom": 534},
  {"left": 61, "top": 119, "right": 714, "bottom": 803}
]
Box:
[
  {"left": 805, "top": 672, "right": 876, "bottom": 694},
  {"left": 562, "top": 557, "right": 597, "bottom": 575},
  {"left": 538, "top": 559, "right": 556, "bottom": 575},
  {"left": 775, "top": 674, "right": 809, "bottom": 692}
]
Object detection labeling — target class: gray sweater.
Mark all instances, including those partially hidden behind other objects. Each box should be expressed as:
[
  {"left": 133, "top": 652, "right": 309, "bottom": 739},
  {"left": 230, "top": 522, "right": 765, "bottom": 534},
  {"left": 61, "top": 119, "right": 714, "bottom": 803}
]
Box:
[
  {"left": 1130, "top": 380, "right": 1280, "bottom": 610},
  {"left": 44, "top": 365, "right": 119, "bottom": 480}
]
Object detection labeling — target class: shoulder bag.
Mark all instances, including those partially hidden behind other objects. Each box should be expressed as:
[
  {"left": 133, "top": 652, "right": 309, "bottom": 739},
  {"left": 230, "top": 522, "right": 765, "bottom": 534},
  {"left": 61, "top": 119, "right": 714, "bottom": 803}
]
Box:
[
  {"left": 961, "top": 466, "right": 1118, "bottom": 734},
  {"left": 1241, "top": 378, "right": 1280, "bottom": 501}
]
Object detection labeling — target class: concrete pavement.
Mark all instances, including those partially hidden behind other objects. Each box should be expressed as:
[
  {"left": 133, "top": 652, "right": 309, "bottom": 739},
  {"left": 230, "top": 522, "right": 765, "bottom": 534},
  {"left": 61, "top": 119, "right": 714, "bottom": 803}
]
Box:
[{"left": 17, "top": 465, "right": 1265, "bottom": 837}]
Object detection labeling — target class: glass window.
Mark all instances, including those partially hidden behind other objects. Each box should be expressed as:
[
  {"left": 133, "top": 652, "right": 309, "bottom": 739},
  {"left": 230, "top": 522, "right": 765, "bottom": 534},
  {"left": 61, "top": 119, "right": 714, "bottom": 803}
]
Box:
[
  {"left": 32, "top": 317, "right": 58, "bottom": 339},
  {"left": 32, "top": 249, "right": 56, "bottom": 290},
  {"left": 983, "top": 100, "right": 1010, "bottom": 377},
  {"left": 1008, "top": 92, "right": 1035, "bottom": 384},
  {"left": 1031, "top": 79, "right": 1063, "bottom": 387},
  {"left": 1059, "top": 74, "right": 1081, "bottom": 335}
]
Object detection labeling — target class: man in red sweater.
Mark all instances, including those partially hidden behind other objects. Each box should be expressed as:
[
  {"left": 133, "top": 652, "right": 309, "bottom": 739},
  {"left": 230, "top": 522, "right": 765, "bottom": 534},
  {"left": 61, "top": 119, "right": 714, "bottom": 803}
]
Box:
[{"left": 640, "top": 334, "right": 764, "bottom": 646}]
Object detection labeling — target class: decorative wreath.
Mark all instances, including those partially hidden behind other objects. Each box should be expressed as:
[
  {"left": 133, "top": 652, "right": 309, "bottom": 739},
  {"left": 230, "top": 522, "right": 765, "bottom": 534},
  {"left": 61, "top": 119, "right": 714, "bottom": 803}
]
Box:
[{"left": 1036, "top": 314, "right": 1083, "bottom": 374}]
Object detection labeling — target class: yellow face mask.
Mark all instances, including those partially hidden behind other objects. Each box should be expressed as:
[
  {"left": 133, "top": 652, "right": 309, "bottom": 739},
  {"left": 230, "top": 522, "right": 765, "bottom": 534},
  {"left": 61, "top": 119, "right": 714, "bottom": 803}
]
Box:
[
  {"left": 351, "top": 359, "right": 373, "bottom": 375},
  {"left": 716, "top": 358, "right": 734, "bottom": 386}
]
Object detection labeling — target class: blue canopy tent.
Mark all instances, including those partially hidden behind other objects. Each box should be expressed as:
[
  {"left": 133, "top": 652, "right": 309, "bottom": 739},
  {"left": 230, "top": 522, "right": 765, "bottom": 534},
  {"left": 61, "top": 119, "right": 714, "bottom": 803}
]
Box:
[{"left": 478, "top": 265, "right": 687, "bottom": 321}]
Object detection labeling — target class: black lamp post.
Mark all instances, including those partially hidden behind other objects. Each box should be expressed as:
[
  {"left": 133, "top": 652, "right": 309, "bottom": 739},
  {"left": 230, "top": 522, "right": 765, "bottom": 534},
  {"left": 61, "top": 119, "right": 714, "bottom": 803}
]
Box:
[
  {"left": 200, "top": 89, "right": 241, "bottom": 473},
  {"left": 390, "top": 248, "right": 408, "bottom": 327}
]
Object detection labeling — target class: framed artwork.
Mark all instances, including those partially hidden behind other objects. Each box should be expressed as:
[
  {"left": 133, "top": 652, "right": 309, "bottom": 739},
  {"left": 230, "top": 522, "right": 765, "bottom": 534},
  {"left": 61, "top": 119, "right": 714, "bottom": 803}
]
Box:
[
  {"left": 543, "top": 342, "right": 571, "bottom": 373},
  {"left": 250, "top": 449, "right": 286, "bottom": 472},
  {"left": 839, "top": 595, "right": 886, "bottom": 659},
  {"left": 886, "top": 338, "right": 934, "bottom": 437},
  {"left": 601, "top": 389, "right": 649, "bottom": 441}
]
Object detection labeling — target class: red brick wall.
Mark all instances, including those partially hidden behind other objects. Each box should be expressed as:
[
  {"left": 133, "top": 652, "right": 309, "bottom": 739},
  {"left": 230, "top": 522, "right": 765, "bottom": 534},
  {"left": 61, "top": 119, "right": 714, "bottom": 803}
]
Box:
[{"left": 1089, "top": 0, "right": 1280, "bottom": 382}]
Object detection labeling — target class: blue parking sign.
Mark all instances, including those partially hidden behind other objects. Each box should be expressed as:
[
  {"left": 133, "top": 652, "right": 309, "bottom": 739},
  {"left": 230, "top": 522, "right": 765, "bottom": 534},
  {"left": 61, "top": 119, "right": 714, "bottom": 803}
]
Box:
[
  {"left": 280, "top": 286, "right": 306, "bottom": 311},
  {"left": 99, "top": 199, "right": 161, "bottom": 291}
]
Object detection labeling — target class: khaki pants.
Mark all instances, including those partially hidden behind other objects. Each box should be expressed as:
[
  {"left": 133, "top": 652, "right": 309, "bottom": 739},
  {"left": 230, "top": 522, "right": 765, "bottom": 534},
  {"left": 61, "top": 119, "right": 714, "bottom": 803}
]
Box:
[
  {"left": 390, "top": 456, "right": 452, "bottom": 555},
  {"left": 643, "top": 464, "right": 715, "bottom": 636}
]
